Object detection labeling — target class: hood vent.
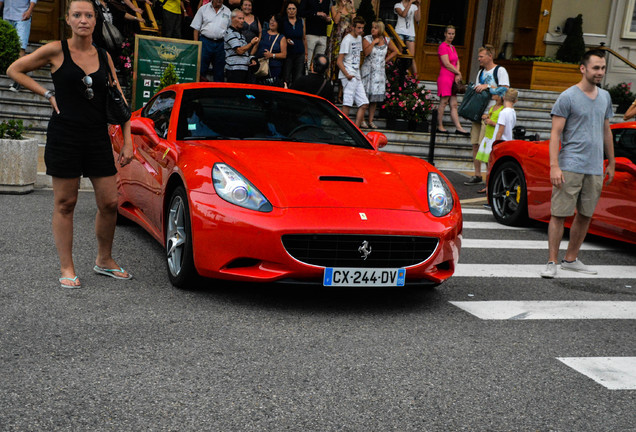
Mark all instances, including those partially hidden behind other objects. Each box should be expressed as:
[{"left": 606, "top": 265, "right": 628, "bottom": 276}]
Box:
[{"left": 319, "top": 176, "right": 364, "bottom": 183}]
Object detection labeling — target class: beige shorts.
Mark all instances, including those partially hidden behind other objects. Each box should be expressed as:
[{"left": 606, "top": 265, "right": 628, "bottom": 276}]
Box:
[
  {"left": 470, "top": 120, "right": 486, "bottom": 146},
  {"left": 551, "top": 171, "right": 603, "bottom": 218}
]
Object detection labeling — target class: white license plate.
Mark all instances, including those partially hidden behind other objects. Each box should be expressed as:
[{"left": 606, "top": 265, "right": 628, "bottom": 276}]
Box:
[{"left": 323, "top": 268, "right": 406, "bottom": 287}]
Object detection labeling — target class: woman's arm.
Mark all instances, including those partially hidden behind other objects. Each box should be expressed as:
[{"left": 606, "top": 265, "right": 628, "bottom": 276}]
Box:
[
  {"left": 303, "top": 19, "right": 308, "bottom": 61},
  {"left": 362, "top": 37, "right": 374, "bottom": 56},
  {"left": 386, "top": 39, "right": 399, "bottom": 63},
  {"left": 331, "top": 6, "right": 340, "bottom": 25},
  {"left": 623, "top": 100, "right": 636, "bottom": 120},
  {"left": 440, "top": 54, "right": 460, "bottom": 75},
  {"left": 278, "top": 37, "right": 288, "bottom": 59},
  {"left": 395, "top": 3, "right": 409, "bottom": 18},
  {"left": 105, "top": 52, "right": 133, "bottom": 166},
  {"left": 7, "top": 42, "right": 62, "bottom": 113}
]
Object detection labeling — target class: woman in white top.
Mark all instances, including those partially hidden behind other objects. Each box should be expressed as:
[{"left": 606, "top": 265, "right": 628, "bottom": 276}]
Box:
[{"left": 394, "top": 0, "right": 420, "bottom": 79}]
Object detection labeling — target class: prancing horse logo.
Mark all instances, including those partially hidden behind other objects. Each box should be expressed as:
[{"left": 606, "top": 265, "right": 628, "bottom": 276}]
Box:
[{"left": 358, "top": 241, "right": 372, "bottom": 260}]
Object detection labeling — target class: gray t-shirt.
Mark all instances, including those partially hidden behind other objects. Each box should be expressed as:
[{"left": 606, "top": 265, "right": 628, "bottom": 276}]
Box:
[{"left": 551, "top": 85, "right": 613, "bottom": 175}]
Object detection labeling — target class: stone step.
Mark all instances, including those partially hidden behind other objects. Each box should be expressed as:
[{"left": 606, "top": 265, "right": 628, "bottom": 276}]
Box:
[
  {"left": 0, "top": 99, "right": 54, "bottom": 117},
  {"left": 0, "top": 110, "right": 49, "bottom": 133}
]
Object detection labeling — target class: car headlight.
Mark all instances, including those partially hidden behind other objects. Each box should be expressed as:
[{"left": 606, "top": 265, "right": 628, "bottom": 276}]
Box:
[
  {"left": 212, "top": 163, "right": 272, "bottom": 212},
  {"left": 428, "top": 172, "right": 454, "bottom": 217}
]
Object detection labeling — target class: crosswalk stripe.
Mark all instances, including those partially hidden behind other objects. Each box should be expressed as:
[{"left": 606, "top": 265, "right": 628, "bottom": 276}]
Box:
[
  {"left": 557, "top": 357, "right": 636, "bottom": 390},
  {"left": 463, "top": 221, "right": 534, "bottom": 230},
  {"left": 462, "top": 208, "right": 492, "bottom": 215},
  {"left": 454, "top": 264, "right": 636, "bottom": 278},
  {"left": 449, "top": 301, "right": 636, "bottom": 320},
  {"left": 461, "top": 239, "right": 613, "bottom": 251}
]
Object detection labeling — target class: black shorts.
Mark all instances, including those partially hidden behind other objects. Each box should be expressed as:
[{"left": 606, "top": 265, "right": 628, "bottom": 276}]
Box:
[{"left": 45, "top": 126, "right": 117, "bottom": 179}]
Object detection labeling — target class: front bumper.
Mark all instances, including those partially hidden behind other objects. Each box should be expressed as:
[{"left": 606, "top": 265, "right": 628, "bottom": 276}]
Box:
[{"left": 188, "top": 191, "right": 462, "bottom": 285}]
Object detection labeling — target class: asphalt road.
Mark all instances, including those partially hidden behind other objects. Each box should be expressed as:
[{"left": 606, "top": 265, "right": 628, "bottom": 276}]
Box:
[{"left": 1, "top": 173, "right": 634, "bottom": 431}]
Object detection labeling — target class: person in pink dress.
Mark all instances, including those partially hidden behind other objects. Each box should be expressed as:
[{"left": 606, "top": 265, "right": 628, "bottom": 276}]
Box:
[{"left": 436, "top": 25, "right": 469, "bottom": 135}]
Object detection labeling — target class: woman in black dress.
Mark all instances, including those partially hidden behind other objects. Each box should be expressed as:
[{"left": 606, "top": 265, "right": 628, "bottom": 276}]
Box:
[{"left": 7, "top": 0, "right": 134, "bottom": 289}]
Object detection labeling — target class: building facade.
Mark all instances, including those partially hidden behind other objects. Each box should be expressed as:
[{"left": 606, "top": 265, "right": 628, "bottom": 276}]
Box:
[{"left": 28, "top": 0, "right": 636, "bottom": 87}]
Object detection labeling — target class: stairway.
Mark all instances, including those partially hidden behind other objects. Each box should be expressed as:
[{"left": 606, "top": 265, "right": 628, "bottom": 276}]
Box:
[
  {"left": 369, "top": 82, "right": 625, "bottom": 171},
  {"left": 0, "top": 70, "right": 624, "bottom": 189}
]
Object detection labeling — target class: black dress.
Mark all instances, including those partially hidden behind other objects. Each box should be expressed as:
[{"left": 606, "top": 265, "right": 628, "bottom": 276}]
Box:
[{"left": 45, "top": 40, "right": 117, "bottom": 178}]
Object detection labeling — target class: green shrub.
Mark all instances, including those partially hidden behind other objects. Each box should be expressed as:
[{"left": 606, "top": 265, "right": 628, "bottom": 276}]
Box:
[
  {"left": 157, "top": 63, "right": 179, "bottom": 92},
  {"left": 556, "top": 14, "right": 586, "bottom": 64},
  {"left": 0, "top": 20, "right": 21, "bottom": 75},
  {"left": 0, "top": 120, "right": 28, "bottom": 139}
]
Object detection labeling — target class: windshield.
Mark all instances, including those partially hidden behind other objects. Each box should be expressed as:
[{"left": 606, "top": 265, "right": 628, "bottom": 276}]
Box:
[{"left": 176, "top": 87, "right": 372, "bottom": 149}]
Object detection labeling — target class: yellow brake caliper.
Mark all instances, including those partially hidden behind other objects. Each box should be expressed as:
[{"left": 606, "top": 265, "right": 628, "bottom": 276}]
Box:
[{"left": 504, "top": 186, "right": 522, "bottom": 204}]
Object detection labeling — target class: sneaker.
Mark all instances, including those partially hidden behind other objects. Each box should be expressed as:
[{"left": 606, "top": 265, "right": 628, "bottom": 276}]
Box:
[
  {"left": 8, "top": 82, "right": 20, "bottom": 92},
  {"left": 463, "top": 175, "right": 483, "bottom": 185},
  {"left": 540, "top": 261, "right": 557, "bottom": 279},
  {"left": 360, "top": 121, "right": 369, "bottom": 129},
  {"left": 561, "top": 258, "right": 597, "bottom": 275}
]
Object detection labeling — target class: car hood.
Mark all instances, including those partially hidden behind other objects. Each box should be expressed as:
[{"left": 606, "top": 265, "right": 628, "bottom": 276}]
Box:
[{"left": 206, "top": 140, "right": 433, "bottom": 211}]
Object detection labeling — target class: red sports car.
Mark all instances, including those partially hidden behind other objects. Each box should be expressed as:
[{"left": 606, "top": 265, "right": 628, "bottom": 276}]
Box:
[
  {"left": 486, "top": 121, "right": 636, "bottom": 244},
  {"left": 110, "top": 83, "right": 462, "bottom": 288}
]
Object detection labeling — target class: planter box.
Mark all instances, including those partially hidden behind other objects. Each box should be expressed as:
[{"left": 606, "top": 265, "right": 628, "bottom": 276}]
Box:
[
  {"left": 386, "top": 118, "right": 409, "bottom": 131},
  {"left": 497, "top": 60, "right": 581, "bottom": 92},
  {"left": 0, "top": 138, "right": 38, "bottom": 194}
]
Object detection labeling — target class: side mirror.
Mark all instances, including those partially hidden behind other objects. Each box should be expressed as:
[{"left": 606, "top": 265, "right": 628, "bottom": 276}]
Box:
[
  {"left": 367, "top": 131, "right": 388, "bottom": 150},
  {"left": 615, "top": 156, "right": 636, "bottom": 176},
  {"left": 131, "top": 117, "right": 161, "bottom": 147}
]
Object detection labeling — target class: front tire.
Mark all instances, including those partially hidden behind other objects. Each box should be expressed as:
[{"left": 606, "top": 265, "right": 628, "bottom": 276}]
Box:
[
  {"left": 166, "top": 186, "right": 198, "bottom": 287},
  {"left": 489, "top": 161, "right": 528, "bottom": 226}
]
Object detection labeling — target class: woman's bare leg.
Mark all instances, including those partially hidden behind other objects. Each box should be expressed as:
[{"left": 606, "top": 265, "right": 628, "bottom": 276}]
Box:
[
  {"left": 51, "top": 177, "right": 81, "bottom": 286},
  {"left": 91, "top": 175, "right": 129, "bottom": 278}
]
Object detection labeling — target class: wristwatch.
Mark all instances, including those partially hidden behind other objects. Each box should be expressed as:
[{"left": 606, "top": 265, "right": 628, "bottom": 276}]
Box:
[
  {"left": 44, "top": 90, "right": 55, "bottom": 100},
  {"left": 273, "top": 53, "right": 276, "bottom": 59}
]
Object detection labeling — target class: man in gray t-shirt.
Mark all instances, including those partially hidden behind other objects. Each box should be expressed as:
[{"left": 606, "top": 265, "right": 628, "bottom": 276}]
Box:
[{"left": 540, "top": 50, "right": 616, "bottom": 279}]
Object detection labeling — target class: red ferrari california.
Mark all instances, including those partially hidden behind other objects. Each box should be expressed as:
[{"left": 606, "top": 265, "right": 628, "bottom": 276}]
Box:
[
  {"left": 110, "top": 83, "right": 462, "bottom": 288},
  {"left": 486, "top": 121, "right": 636, "bottom": 244}
]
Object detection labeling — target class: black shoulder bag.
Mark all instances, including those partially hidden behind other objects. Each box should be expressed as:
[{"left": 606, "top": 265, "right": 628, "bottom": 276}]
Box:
[{"left": 99, "top": 48, "right": 131, "bottom": 125}]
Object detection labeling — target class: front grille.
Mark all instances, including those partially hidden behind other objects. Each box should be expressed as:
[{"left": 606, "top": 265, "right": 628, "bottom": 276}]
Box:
[{"left": 282, "top": 234, "right": 439, "bottom": 268}]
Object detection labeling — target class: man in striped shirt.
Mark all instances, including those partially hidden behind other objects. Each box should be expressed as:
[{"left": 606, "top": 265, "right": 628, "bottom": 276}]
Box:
[{"left": 223, "top": 9, "right": 259, "bottom": 83}]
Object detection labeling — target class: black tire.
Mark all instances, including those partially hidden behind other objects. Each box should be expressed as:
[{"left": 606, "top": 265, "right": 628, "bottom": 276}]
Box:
[
  {"left": 165, "top": 186, "right": 198, "bottom": 288},
  {"left": 488, "top": 161, "right": 528, "bottom": 226}
]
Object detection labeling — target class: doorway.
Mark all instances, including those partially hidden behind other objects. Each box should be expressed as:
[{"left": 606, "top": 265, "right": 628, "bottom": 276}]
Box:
[{"left": 376, "top": 0, "right": 478, "bottom": 82}]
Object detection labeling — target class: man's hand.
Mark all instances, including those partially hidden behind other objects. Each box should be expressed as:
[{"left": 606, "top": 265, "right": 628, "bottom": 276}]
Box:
[
  {"left": 550, "top": 165, "right": 565, "bottom": 188},
  {"left": 605, "top": 163, "right": 615, "bottom": 186},
  {"left": 475, "top": 83, "right": 489, "bottom": 93}
]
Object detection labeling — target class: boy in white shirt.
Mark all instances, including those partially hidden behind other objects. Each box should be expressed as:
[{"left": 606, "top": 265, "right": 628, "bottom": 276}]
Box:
[
  {"left": 337, "top": 16, "right": 369, "bottom": 128},
  {"left": 479, "top": 88, "right": 518, "bottom": 193},
  {"left": 495, "top": 88, "right": 518, "bottom": 141}
]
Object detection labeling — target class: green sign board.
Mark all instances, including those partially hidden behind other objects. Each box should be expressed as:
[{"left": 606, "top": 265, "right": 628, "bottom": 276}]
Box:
[{"left": 132, "top": 34, "right": 202, "bottom": 110}]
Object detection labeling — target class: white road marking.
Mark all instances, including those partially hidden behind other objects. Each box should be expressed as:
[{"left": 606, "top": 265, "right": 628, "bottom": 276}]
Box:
[
  {"left": 449, "top": 301, "right": 636, "bottom": 320},
  {"left": 557, "top": 357, "right": 636, "bottom": 390},
  {"left": 463, "top": 221, "right": 534, "bottom": 230},
  {"left": 462, "top": 208, "right": 492, "bottom": 215},
  {"left": 454, "top": 264, "right": 636, "bottom": 278},
  {"left": 461, "top": 239, "right": 613, "bottom": 251}
]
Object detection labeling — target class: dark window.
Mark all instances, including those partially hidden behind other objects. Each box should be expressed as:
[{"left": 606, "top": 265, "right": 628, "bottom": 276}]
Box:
[
  {"left": 176, "top": 88, "right": 372, "bottom": 149},
  {"left": 612, "top": 128, "right": 636, "bottom": 163},
  {"left": 142, "top": 91, "right": 176, "bottom": 138}
]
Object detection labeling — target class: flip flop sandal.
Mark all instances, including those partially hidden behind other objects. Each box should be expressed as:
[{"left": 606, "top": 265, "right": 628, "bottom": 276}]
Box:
[
  {"left": 59, "top": 276, "right": 81, "bottom": 289},
  {"left": 93, "top": 265, "right": 133, "bottom": 280}
]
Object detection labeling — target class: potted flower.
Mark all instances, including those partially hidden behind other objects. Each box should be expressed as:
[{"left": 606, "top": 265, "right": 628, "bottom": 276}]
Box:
[
  {"left": 0, "top": 120, "right": 38, "bottom": 194},
  {"left": 382, "top": 62, "right": 434, "bottom": 131},
  {"left": 604, "top": 82, "right": 634, "bottom": 114},
  {"left": 403, "top": 84, "right": 434, "bottom": 132}
]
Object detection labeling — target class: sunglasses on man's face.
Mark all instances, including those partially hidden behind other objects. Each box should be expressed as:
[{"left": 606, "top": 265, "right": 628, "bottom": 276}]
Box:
[{"left": 82, "top": 75, "right": 94, "bottom": 100}]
